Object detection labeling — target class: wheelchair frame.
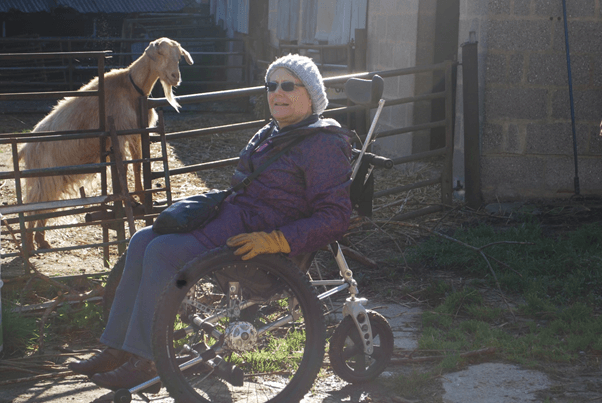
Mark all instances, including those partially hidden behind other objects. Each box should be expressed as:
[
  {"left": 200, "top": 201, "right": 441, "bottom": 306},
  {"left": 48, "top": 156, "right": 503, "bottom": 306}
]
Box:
[
  {"left": 111, "top": 75, "right": 394, "bottom": 403},
  {"left": 117, "top": 241, "right": 392, "bottom": 403}
]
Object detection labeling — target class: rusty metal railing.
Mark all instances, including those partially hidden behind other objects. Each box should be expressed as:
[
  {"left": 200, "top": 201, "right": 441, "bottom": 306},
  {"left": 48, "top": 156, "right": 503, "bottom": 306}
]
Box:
[
  {"left": 145, "top": 60, "right": 456, "bottom": 220},
  {"left": 0, "top": 59, "right": 456, "bottom": 275},
  {"left": 0, "top": 36, "right": 249, "bottom": 92},
  {"left": 0, "top": 51, "right": 131, "bottom": 272}
]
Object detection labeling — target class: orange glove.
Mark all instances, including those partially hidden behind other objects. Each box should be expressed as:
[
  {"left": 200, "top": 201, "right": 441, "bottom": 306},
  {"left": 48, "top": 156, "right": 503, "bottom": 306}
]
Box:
[{"left": 227, "top": 230, "right": 291, "bottom": 260}]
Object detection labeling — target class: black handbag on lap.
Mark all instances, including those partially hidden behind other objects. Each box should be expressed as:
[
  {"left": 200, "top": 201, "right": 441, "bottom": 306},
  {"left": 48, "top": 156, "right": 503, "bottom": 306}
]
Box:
[
  {"left": 152, "top": 189, "right": 232, "bottom": 234},
  {"left": 152, "top": 136, "right": 304, "bottom": 234}
]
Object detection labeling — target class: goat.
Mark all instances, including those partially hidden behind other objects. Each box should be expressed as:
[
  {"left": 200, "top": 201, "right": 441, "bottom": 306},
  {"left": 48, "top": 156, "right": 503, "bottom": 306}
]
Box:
[{"left": 17, "top": 37, "right": 193, "bottom": 250}]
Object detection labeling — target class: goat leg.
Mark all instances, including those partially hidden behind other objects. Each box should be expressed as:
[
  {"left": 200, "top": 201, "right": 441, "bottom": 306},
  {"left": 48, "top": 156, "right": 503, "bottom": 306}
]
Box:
[
  {"left": 34, "top": 231, "right": 51, "bottom": 250},
  {"left": 133, "top": 162, "right": 143, "bottom": 194},
  {"left": 25, "top": 230, "right": 35, "bottom": 252}
]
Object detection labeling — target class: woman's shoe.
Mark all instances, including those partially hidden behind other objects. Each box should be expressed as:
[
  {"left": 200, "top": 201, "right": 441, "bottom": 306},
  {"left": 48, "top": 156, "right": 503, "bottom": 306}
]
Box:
[
  {"left": 90, "top": 356, "right": 160, "bottom": 393},
  {"left": 68, "top": 348, "right": 132, "bottom": 376}
]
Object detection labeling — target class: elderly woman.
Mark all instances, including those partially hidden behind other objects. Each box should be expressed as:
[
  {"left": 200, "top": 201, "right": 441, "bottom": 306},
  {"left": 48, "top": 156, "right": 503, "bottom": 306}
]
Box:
[{"left": 69, "top": 54, "right": 353, "bottom": 390}]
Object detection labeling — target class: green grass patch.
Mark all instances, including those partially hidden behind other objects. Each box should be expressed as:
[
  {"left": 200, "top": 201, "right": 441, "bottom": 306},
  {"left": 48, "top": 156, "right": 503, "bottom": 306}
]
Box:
[
  {"left": 389, "top": 370, "right": 436, "bottom": 399},
  {"left": 408, "top": 221, "right": 602, "bottom": 373},
  {"left": 407, "top": 222, "right": 602, "bottom": 307},
  {"left": 1, "top": 301, "right": 39, "bottom": 356},
  {"left": 53, "top": 300, "right": 104, "bottom": 333},
  {"left": 231, "top": 329, "right": 307, "bottom": 374},
  {"left": 418, "top": 289, "right": 602, "bottom": 367}
]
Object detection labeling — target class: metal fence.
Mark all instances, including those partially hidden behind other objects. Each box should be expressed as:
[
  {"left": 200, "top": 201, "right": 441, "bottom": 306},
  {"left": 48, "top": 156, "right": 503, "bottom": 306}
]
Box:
[
  {"left": 139, "top": 60, "right": 456, "bottom": 223},
  {"left": 0, "top": 50, "right": 170, "bottom": 272},
  {"left": 0, "top": 36, "right": 249, "bottom": 93},
  {"left": 0, "top": 56, "right": 456, "bottom": 274}
]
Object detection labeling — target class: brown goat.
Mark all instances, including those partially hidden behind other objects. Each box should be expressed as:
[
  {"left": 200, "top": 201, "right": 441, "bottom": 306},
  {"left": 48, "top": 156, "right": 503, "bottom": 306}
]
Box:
[{"left": 17, "top": 37, "right": 194, "bottom": 250}]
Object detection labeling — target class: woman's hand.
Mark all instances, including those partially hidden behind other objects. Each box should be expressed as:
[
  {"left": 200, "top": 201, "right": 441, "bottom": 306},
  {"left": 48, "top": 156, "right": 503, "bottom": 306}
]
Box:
[{"left": 227, "top": 230, "right": 291, "bottom": 260}]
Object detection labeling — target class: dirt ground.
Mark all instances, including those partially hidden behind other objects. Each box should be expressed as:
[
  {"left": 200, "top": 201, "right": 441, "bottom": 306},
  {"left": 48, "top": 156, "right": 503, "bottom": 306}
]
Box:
[{"left": 1, "top": 106, "right": 602, "bottom": 402}]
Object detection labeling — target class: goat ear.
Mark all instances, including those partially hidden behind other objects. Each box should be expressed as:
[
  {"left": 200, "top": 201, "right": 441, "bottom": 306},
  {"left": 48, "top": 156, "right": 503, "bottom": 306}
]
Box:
[
  {"left": 180, "top": 46, "right": 194, "bottom": 65},
  {"left": 147, "top": 38, "right": 171, "bottom": 58},
  {"left": 145, "top": 41, "right": 159, "bottom": 61}
]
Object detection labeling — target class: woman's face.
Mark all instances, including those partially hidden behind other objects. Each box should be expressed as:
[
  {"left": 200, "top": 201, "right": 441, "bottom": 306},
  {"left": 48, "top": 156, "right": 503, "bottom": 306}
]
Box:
[{"left": 267, "top": 68, "right": 313, "bottom": 128}]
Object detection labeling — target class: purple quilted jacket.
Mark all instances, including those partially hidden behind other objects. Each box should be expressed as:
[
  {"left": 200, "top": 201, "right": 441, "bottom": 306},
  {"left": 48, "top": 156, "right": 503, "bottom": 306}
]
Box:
[{"left": 190, "top": 115, "right": 353, "bottom": 256}]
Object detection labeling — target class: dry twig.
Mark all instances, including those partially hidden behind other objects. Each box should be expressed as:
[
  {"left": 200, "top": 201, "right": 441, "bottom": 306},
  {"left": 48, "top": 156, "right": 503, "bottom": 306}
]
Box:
[
  {"left": 389, "top": 347, "right": 496, "bottom": 365},
  {"left": 369, "top": 220, "right": 533, "bottom": 319},
  {"left": 2, "top": 219, "right": 105, "bottom": 353}
]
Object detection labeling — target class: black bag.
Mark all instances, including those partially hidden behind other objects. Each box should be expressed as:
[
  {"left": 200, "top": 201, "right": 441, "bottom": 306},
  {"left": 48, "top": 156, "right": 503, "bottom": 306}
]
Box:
[
  {"left": 152, "top": 136, "right": 305, "bottom": 235},
  {"left": 152, "top": 189, "right": 231, "bottom": 234},
  {"left": 350, "top": 156, "right": 375, "bottom": 217}
]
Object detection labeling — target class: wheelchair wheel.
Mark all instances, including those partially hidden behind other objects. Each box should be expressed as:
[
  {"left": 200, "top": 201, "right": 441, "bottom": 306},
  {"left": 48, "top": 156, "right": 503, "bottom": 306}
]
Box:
[
  {"left": 112, "top": 388, "right": 131, "bottom": 403},
  {"left": 103, "top": 252, "right": 126, "bottom": 323},
  {"left": 152, "top": 247, "right": 326, "bottom": 403},
  {"left": 329, "top": 310, "right": 394, "bottom": 383}
]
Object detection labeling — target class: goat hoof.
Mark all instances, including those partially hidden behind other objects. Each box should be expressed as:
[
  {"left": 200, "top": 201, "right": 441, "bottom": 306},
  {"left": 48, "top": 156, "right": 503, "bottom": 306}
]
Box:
[
  {"left": 34, "top": 232, "right": 51, "bottom": 250},
  {"left": 36, "top": 240, "right": 52, "bottom": 250}
]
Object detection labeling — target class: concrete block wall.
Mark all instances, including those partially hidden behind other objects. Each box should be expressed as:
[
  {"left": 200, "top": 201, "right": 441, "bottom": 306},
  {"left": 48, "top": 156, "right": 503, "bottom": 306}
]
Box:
[{"left": 461, "top": 0, "right": 602, "bottom": 201}]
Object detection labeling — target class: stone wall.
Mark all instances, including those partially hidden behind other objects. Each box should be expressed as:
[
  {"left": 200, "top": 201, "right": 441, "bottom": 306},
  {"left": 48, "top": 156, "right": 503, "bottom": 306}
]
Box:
[{"left": 461, "top": 0, "right": 602, "bottom": 201}]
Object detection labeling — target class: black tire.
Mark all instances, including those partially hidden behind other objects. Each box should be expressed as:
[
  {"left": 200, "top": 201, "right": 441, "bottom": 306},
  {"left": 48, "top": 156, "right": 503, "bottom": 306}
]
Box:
[
  {"left": 152, "top": 247, "right": 326, "bottom": 403},
  {"left": 113, "top": 388, "right": 132, "bottom": 403},
  {"left": 329, "top": 310, "right": 393, "bottom": 383},
  {"left": 103, "top": 252, "right": 126, "bottom": 323}
]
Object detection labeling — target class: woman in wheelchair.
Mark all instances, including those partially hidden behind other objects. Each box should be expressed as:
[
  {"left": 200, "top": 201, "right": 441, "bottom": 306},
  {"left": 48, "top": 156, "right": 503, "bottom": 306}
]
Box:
[{"left": 68, "top": 54, "right": 355, "bottom": 392}]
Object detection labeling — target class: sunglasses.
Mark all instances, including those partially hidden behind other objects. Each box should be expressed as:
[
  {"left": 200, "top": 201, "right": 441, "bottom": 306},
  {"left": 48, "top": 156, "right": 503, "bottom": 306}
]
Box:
[{"left": 265, "top": 81, "right": 304, "bottom": 92}]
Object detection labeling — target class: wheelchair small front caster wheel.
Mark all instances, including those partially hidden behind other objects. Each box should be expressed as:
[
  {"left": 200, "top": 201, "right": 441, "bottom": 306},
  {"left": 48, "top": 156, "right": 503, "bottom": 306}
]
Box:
[
  {"left": 113, "top": 388, "right": 132, "bottom": 403},
  {"left": 329, "top": 310, "right": 394, "bottom": 383}
]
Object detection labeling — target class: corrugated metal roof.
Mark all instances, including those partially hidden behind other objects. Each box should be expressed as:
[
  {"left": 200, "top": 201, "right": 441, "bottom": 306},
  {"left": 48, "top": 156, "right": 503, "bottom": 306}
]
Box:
[
  {"left": 0, "top": 0, "right": 51, "bottom": 13},
  {"left": 0, "top": 0, "right": 191, "bottom": 14}
]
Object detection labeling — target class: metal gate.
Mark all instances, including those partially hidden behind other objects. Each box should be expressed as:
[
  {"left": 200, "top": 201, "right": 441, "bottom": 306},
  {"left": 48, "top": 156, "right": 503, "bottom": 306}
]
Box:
[
  {"left": 141, "top": 60, "right": 456, "bottom": 221},
  {"left": 0, "top": 57, "right": 456, "bottom": 274}
]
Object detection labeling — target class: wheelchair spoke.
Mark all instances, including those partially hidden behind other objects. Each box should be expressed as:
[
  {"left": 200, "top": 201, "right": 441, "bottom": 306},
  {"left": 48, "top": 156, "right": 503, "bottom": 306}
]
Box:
[{"left": 152, "top": 248, "right": 325, "bottom": 403}]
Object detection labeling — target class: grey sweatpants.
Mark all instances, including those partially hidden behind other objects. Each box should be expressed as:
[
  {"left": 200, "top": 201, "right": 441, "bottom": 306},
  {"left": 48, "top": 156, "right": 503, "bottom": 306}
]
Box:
[{"left": 100, "top": 226, "right": 209, "bottom": 360}]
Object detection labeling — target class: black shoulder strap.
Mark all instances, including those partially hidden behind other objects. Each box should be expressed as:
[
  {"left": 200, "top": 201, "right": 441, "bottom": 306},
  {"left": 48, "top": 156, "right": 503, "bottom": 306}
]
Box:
[{"left": 231, "top": 135, "right": 305, "bottom": 192}]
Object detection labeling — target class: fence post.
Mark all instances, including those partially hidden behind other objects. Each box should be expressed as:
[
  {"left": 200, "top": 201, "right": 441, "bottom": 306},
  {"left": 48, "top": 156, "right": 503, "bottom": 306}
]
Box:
[
  {"left": 138, "top": 96, "right": 153, "bottom": 226},
  {"left": 354, "top": 29, "right": 367, "bottom": 72},
  {"left": 107, "top": 134, "right": 127, "bottom": 257},
  {"left": 441, "top": 61, "right": 454, "bottom": 207},
  {"left": 10, "top": 139, "right": 31, "bottom": 274},
  {"left": 97, "top": 54, "right": 112, "bottom": 265},
  {"left": 108, "top": 117, "right": 137, "bottom": 247},
  {"left": 354, "top": 29, "right": 368, "bottom": 137},
  {"left": 461, "top": 35, "right": 482, "bottom": 209}
]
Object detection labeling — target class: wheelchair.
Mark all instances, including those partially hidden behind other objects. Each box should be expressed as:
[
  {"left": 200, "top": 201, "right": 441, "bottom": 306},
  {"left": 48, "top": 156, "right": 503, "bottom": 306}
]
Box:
[{"left": 106, "top": 75, "right": 396, "bottom": 403}]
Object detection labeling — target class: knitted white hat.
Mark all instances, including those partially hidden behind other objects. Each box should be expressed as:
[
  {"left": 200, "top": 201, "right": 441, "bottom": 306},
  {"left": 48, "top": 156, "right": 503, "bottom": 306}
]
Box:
[{"left": 265, "top": 54, "right": 328, "bottom": 115}]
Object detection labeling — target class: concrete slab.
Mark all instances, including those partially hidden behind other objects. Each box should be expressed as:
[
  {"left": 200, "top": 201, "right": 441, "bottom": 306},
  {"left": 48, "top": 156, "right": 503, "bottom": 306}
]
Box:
[
  {"left": 442, "top": 362, "right": 551, "bottom": 403},
  {"left": 325, "top": 299, "right": 423, "bottom": 349},
  {"left": 367, "top": 302, "right": 422, "bottom": 350}
]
